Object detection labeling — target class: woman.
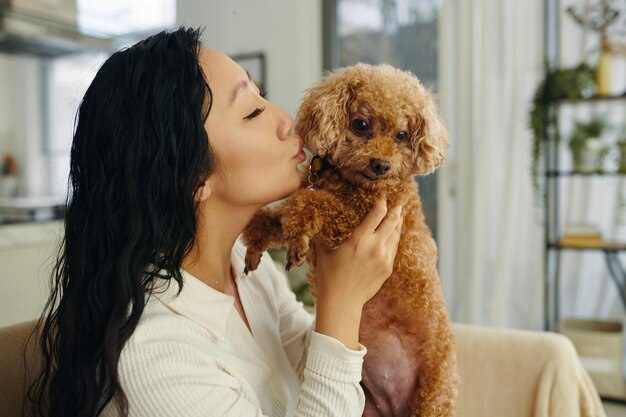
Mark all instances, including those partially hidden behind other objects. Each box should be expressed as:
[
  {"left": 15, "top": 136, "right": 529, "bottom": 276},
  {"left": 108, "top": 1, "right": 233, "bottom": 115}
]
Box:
[{"left": 29, "top": 27, "right": 403, "bottom": 417}]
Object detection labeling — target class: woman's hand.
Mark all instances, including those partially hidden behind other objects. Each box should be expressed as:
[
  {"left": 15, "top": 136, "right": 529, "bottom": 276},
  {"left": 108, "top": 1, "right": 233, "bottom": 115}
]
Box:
[{"left": 313, "top": 198, "right": 404, "bottom": 349}]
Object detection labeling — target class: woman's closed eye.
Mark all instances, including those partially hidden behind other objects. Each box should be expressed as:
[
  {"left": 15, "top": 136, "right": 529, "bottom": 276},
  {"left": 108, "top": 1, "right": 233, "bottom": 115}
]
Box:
[{"left": 244, "top": 106, "right": 266, "bottom": 120}]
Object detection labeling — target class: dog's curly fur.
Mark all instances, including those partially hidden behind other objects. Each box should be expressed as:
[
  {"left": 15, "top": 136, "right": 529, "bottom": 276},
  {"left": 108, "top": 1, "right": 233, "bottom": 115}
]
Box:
[{"left": 242, "top": 63, "right": 457, "bottom": 417}]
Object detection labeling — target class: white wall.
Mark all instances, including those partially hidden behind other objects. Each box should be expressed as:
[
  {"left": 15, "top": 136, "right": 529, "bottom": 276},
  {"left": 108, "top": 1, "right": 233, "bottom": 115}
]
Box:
[{"left": 177, "top": 0, "right": 323, "bottom": 118}]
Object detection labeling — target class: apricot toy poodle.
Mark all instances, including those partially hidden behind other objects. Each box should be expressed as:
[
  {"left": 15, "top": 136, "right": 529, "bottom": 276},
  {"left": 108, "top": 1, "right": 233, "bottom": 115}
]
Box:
[{"left": 242, "top": 63, "right": 457, "bottom": 417}]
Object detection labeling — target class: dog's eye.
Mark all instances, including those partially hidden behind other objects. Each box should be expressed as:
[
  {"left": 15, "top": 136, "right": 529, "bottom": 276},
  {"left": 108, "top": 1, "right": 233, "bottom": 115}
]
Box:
[
  {"left": 352, "top": 119, "right": 369, "bottom": 132},
  {"left": 395, "top": 131, "right": 408, "bottom": 141}
]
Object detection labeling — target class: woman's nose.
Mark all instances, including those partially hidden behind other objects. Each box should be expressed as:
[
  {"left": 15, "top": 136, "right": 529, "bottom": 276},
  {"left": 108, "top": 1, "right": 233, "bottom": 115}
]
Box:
[{"left": 275, "top": 105, "right": 295, "bottom": 139}]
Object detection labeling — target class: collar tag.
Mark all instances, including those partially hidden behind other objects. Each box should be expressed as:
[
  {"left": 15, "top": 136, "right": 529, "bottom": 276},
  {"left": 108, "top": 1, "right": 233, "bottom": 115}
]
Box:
[
  {"left": 310, "top": 155, "right": 325, "bottom": 174},
  {"left": 308, "top": 154, "right": 332, "bottom": 186}
]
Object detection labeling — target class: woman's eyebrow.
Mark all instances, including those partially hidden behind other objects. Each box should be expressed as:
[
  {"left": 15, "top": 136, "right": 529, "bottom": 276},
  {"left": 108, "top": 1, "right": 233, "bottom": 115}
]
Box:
[{"left": 229, "top": 70, "right": 253, "bottom": 107}]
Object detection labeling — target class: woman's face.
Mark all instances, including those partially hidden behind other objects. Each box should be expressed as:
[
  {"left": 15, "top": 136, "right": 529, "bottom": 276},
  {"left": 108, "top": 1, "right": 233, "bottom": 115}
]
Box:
[{"left": 200, "top": 48, "right": 305, "bottom": 207}]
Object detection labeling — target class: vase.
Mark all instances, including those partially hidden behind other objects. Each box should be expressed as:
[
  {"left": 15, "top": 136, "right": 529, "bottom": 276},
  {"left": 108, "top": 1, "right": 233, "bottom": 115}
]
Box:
[{"left": 572, "top": 138, "right": 606, "bottom": 173}]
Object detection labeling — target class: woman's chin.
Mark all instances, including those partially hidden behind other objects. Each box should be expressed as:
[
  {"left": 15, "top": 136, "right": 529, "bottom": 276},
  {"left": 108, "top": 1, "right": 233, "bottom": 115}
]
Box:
[
  {"left": 264, "top": 184, "right": 299, "bottom": 206},
  {"left": 285, "top": 184, "right": 301, "bottom": 199}
]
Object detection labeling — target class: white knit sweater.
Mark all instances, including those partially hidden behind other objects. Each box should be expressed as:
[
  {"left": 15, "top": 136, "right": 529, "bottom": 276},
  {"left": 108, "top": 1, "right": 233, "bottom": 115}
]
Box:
[{"left": 101, "top": 236, "right": 367, "bottom": 417}]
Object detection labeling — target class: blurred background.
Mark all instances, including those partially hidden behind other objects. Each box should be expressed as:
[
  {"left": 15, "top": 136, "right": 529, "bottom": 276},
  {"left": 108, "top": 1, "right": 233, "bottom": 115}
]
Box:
[{"left": 1, "top": 0, "right": 626, "bottom": 407}]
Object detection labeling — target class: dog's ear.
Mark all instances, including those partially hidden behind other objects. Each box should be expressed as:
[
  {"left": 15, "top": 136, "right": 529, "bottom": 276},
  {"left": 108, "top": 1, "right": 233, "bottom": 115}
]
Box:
[
  {"left": 410, "top": 93, "right": 449, "bottom": 175},
  {"left": 296, "top": 71, "right": 359, "bottom": 158}
]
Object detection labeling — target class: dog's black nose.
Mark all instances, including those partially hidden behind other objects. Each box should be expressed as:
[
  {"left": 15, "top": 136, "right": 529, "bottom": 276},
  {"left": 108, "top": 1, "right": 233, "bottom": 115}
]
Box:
[{"left": 370, "top": 159, "right": 391, "bottom": 176}]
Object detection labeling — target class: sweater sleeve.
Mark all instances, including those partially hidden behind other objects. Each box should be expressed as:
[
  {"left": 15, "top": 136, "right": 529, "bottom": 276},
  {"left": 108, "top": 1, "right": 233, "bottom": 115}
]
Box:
[
  {"left": 260, "top": 252, "right": 368, "bottom": 415},
  {"left": 258, "top": 252, "right": 366, "bottom": 381},
  {"left": 104, "top": 319, "right": 367, "bottom": 417},
  {"left": 295, "top": 331, "right": 367, "bottom": 416}
]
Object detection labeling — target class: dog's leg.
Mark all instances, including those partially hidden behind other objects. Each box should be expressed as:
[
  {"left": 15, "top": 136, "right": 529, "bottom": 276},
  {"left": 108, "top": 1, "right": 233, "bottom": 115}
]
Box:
[
  {"left": 283, "top": 204, "right": 324, "bottom": 271},
  {"left": 411, "top": 321, "right": 458, "bottom": 417},
  {"left": 281, "top": 190, "right": 349, "bottom": 270},
  {"left": 242, "top": 205, "right": 286, "bottom": 274}
]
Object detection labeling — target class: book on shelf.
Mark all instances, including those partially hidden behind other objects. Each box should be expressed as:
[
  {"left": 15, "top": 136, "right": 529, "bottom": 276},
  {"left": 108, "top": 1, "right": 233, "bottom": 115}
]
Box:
[
  {"left": 560, "top": 223, "right": 602, "bottom": 246},
  {"left": 559, "top": 234, "right": 604, "bottom": 246}
]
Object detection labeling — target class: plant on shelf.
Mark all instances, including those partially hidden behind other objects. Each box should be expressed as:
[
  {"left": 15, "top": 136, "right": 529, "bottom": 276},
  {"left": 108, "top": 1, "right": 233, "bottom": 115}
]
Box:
[
  {"left": 568, "top": 117, "right": 609, "bottom": 173},
  {"left": 528, "top": 64, "right": 595, "bottom": 204}
]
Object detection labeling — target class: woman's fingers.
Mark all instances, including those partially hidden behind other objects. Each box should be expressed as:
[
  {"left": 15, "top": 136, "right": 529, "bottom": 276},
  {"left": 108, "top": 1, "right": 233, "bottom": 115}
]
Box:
[
  {"left": 352, "top": 199, "right": 388, "bottom": 238},
  {"left": 385, "top": 213, "right": 403, "bottom": 253},
  {"left": 374, "top": 203, "right": 403, "bottom": 240}
]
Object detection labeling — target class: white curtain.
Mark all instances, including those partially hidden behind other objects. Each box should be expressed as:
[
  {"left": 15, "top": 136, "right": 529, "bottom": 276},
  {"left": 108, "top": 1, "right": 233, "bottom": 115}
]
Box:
[
  {"left": 437, "top": 0, "right": 626, "bottom": 331},
  {"left": 437, "top": 0, "right": 546, "bottom": 329}
]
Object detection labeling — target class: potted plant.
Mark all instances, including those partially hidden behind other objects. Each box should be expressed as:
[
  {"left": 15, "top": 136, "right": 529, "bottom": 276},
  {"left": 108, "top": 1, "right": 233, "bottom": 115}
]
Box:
[
  {"left": 568, "top": 117, "right": 609, "bottom": 173},
  {"left": 528, "top": 64, "right": 595, "bottom": 202}
]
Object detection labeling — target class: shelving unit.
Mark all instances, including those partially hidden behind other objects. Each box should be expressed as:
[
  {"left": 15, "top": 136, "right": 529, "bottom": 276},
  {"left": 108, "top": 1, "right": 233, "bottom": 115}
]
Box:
[
  {"left": 543, "top": 93, "right": 626, "bottom": 325},
  {"left": 543, "top": 98, "right": 626, "bottom": 404},
  {"left": 542, "top": 1, "right": 626, "bottom": 404}
]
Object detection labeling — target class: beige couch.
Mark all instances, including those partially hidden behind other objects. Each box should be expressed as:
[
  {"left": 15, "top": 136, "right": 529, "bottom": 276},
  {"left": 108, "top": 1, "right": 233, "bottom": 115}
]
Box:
[{"left": 0, "top": 321, "right": 606, "bottom": 417}]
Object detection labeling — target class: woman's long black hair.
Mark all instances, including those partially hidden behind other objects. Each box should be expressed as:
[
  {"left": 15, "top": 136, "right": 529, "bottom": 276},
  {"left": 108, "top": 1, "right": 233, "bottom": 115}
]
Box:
[{"left": 27, "top": 26, "right": 215, "bottom": 417}]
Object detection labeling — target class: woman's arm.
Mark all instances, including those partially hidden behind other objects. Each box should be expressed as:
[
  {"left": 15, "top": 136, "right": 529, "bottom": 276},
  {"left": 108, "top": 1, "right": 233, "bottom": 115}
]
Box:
[{"left": 102, "top": 308, "right": 366, "bottom": 417}]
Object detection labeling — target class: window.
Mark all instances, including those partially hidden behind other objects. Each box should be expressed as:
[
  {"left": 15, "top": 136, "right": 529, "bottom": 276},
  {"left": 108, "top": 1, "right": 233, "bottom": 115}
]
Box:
[
  {"left": 77, "top": 0, "right": 176, "bottom": 36},
  {"left": 43, "top": 52, "right": 108, "bottom": 198},
  {"left": 44, "top": 0, "right": 176, "bottom": 199}
]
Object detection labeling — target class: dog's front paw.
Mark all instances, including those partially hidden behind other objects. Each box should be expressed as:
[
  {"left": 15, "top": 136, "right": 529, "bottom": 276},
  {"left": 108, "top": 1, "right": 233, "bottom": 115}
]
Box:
[
  {"left": 244, "top": 249, "right": 263, "bottom": 274},
  {"left": 285, "top": 236, "right": 310, "bottom": 271}
]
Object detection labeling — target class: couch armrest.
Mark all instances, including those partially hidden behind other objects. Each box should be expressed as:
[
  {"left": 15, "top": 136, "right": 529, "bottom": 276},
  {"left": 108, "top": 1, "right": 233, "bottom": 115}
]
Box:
[
  {"left": 453, "top": 323, "right": 606, "bottom": 417},
  {"left": 0, "top": 320, "right": 40, "bottom": 417}
]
